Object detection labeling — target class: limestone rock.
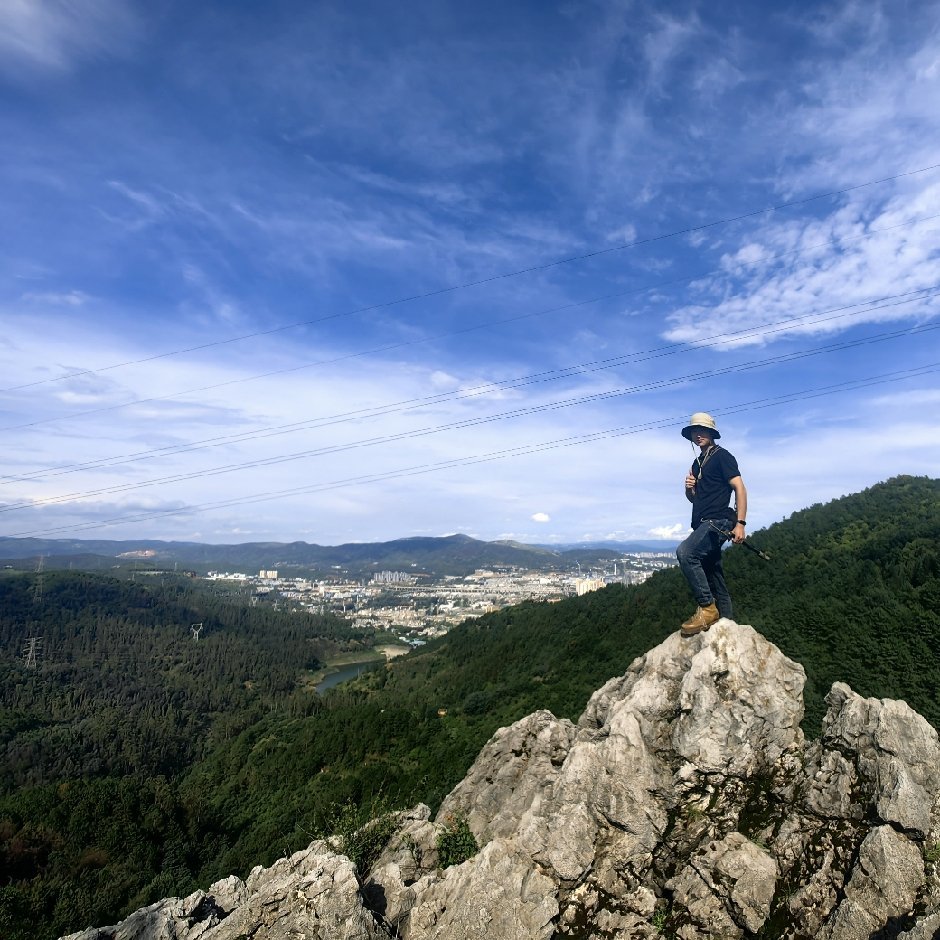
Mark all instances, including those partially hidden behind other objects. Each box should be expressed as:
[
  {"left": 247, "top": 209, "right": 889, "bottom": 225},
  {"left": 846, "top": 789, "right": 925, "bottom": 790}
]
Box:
[
  {"left": 667, "top": 832, "right": 777, "bottom": 938},
  {"left": 63, "top": 842, "right": 388, "bottom": 940},
  {"left": 821, "top": 682, "right": 940, "bottom": 837},
  {"left": 361, "top": 805, "right": 441, "bottom": 930},
  {"left": 898, "top": 911, "right": 940, "bottom": 939},
  {"left": 402, "top": 839, "right": 557, "bottom": 940},
  {"left": 60, "top": 887, "right": 242, "bottom": 940},
  {"left": 671, "top": 625, "right": 806, "bottom": 776},
  {"left": 821, "top": 825, "right": 925, "bottom": 940},
  {"left": 437, "top": 710, "right": 577, "bottom": 844},
  {"left": 60, "top": 622, "right": 940, "bottom": 940}
]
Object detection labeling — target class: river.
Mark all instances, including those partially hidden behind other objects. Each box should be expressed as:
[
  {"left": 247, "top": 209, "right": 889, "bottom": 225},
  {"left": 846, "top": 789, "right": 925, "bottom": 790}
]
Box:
[{"left": 315, "top": 658, "right": 383, "bottom": 694}]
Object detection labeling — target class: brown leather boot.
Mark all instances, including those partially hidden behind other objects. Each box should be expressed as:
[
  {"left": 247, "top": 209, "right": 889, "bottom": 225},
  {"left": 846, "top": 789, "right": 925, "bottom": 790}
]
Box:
[{"left": 681, "top": 603, "right": 719, "bottom": 636}]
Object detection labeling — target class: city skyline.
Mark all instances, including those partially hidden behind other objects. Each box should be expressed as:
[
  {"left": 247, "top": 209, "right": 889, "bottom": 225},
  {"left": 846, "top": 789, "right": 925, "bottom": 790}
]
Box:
[{"left": 2, "top": 0, "right": 939, "bottom": 545}]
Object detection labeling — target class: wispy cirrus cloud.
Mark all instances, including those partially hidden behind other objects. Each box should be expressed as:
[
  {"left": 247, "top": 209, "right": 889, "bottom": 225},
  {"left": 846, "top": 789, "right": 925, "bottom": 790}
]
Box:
[
  {"left": 770, "top": 3, "right": 940, "bottom": 189},
  {"left": 21, "top": 289, "right": 90, "bottom": 307},
  {"left": 663, "top": 184, "right": 940, "bottom": 345},
  {"left": 0, "top": 0, "right": 138, "bottom": 74}
]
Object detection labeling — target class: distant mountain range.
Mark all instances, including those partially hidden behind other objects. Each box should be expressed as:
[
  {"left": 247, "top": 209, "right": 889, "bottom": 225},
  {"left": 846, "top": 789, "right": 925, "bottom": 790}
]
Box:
[{"left": 0, "top": 533, "right": 677, "bottom": 576}]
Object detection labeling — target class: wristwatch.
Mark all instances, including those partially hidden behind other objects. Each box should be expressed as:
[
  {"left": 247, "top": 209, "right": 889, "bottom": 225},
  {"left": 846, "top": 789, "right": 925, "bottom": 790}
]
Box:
[{"left": 737, "top": 520, "right": 746, "bottom": 526}]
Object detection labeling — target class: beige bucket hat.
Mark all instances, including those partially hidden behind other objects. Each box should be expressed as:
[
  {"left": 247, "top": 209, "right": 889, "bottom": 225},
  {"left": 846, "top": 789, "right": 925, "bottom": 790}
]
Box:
[{"left": 681, "top": 412, "right": 721, "bottom": 440}]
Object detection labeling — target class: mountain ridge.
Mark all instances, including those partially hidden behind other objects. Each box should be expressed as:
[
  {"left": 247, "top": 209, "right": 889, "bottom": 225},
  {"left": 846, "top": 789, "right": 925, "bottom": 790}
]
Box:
[{"left": 0, "top": 532, "right": 664, "bottom": 575}]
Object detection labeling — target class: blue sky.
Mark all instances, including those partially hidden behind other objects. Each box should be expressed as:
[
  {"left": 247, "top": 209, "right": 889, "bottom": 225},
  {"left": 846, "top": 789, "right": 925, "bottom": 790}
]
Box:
[{"left": 1, "top": 0, "right": 938, "bottom": 546}]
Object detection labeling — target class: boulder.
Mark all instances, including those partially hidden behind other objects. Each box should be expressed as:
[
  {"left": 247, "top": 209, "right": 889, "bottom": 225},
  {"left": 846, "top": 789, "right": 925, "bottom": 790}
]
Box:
[
  {"left": 821, "top": 682, "right": 940, "bottom": 837},
  {"left": 821, "top": 825, "right": 924, "bottom": 940}
]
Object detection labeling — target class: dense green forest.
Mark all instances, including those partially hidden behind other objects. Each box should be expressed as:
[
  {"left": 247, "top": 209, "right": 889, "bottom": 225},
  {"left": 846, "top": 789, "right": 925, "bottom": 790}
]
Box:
[
  {"left": 1, "top": 476, "right": 937, "bottom": 939},
  {"left": 0, "top": 575, "right": 373, "bottom": 936},
  {"left": 0, "top": 574, "right": 372, "bottom": 789}
]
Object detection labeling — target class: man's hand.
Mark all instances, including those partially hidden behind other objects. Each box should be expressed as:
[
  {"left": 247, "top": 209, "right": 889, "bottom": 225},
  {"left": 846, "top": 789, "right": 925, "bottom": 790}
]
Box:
[
  {"left": 684, "top": 472, "right": 696, "bottom": 490},
  {"left": 732, "top": 522, "right": 746, "bottom": 544}
]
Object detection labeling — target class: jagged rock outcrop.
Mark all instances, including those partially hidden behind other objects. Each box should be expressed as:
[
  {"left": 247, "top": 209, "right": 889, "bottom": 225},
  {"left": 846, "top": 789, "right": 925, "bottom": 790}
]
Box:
[
  {"left": 62, "top": 621, "right": 940, "bottom": 940},
  {"left": 62, "top": 841, "right": 387, "bottom": 940}
]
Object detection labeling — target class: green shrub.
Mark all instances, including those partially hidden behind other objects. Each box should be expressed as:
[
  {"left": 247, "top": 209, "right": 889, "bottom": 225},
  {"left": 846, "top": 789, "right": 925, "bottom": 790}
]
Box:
[
  {"left": 436, "top": 813, "right": 478, "bottom": 868},
  {"left": 328, "top": 799, "right": 400, "bottom": 875}
]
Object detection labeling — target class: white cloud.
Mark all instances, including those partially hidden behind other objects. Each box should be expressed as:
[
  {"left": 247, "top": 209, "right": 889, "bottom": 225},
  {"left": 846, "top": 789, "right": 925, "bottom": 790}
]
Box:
[
  {"left": 531, "top": 512, "right": 551, "bottom": 523},
  {"left": 663, "top": 184, "right": 940, "bottom": 346},
  {"left": 691, "top": 55, "right": 745, "bottom": 98},
  {"left": 101, "top": 180, "right": 171, "bottom": 233},
  {"left": 642, "top": 11, "right": 701, "bottom": 92},
  {"left": 0, "top": 0, "right": 137, "bottom": 73},
  {"left": 22, "top": 290, "right": 90, "bottom": 307},
  {"left": 868, "top": 387, "right": 940, "bottom": 408},
  {"left": 607, "top": 223, "right": 638, "bottom": 244},
  {"left": 649, "top": 523, "right": 685, "bottom": 539},
  {"left": 721, "top": 242, "right": 768, "bottom": 272},
  {"left": 774, "top": 4, "right": 940, "bottom": 190},
  {"left": 429, "top": 370, "right": 460, "bottom": 390}
]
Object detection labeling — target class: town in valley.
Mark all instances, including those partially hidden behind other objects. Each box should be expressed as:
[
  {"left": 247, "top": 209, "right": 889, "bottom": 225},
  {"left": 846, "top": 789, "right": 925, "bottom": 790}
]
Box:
[{"left": 202, "top": 551, "right": 678, "bottom": 643}]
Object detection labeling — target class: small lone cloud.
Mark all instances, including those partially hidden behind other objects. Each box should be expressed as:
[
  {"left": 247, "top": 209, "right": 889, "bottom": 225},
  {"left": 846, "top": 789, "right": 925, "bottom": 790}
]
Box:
[
  {"left": 531, "top": 512, "right": 551, "bottom": 523},
  {"left": 607, "top": 223, "right": 637, "bottom": 244},
  {"left": 23, "top": 290, "right": 90, "bottom": 307},
  {"left": 649, "top": 523, "right": 686, "bottom": 539},
  {"left": 429, "top": 370, "right": 459, "bottom": 390}
]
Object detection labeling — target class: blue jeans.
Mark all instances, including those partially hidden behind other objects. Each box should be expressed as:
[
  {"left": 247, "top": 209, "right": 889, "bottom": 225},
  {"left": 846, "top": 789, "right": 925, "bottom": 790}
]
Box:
[{"left": 677, "top": 520, "right": 733, "bottom": 619}]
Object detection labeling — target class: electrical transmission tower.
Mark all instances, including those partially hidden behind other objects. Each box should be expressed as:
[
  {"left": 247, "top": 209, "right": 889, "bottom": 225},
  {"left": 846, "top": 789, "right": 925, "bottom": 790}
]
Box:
[
  {"left": 33, "top": 555, "right": 45, "bottom": 605},
  {"left": 23, "top": 635, "right": 43, "bottom": 670},
  {"left": 191, "top": 623, "right": 204, "bottom": 641}
]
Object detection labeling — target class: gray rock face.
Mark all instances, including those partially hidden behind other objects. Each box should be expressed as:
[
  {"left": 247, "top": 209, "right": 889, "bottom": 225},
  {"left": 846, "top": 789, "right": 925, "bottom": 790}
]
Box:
[
  {"left": 666, "top": 832, "right": 777, "bottom": 938},
  {"left": 62, "top": 842, "right": 386, "bottom": 940},
  {"left": 404, "top": 839, "right": 558, "bottom": 940},
  {"left": 821, "top": 825, "right": 925, "bottom": 940},
  {"left": 60, "top": 622, "right": 940, "bottom": 940},
  {"left": 821, "top": 682, "right": 940, "bottom": 837},
  {"left": 437, "top": 709, "right": 577, "bottom": 845}
]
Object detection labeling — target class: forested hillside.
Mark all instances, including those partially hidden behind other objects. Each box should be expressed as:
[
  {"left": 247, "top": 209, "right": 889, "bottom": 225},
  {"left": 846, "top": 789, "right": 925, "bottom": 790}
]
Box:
[
  {"left": 1, "top": 476, "right": 937, "bottom": 940},
  {"left": 0, "top": 575, "right": 373, "bottom": 937},
  {"left": 0, "top": 574, "right": 371, "bottom": 789}
]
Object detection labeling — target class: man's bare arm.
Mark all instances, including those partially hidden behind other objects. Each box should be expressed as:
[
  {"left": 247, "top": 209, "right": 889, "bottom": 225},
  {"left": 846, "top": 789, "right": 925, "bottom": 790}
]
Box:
[{"left": 729, "top": 475, "right": 747, "bottom": 543}]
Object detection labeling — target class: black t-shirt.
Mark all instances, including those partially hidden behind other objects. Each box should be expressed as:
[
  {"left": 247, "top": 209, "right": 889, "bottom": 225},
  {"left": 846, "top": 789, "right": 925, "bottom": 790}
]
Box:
[{"left": 689, "top": 445, "right": 740, "bottom": 528}]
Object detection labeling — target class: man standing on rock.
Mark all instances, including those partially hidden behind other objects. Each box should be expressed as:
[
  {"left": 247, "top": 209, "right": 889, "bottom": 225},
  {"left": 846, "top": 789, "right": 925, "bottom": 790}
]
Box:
[{"left": 677, "top": 412, "right": 747, "bottom": 637}]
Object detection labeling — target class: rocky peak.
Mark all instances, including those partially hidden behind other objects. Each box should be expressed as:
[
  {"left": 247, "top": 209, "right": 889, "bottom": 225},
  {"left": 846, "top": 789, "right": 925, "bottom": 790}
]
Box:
[{"left": 63, "top": 622, "right": 940, "bottom": 940}]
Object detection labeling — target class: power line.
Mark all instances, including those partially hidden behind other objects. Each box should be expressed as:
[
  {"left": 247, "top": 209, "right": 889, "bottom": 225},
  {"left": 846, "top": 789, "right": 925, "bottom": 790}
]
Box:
[
  {"left": 4, "top": 321, "right": 936, "bottom": 516},
  {"left": 8, "top": 361, "right": 937, "bottom": 539},
  {"left": 3, "top": 285, "right": 937, "bottom": 488},
  {"left": 4, "top": 209, "right": 938, "bottom": 435},
  {"left": 4, "top": 161, "right": 939, "bottom": 397}
]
